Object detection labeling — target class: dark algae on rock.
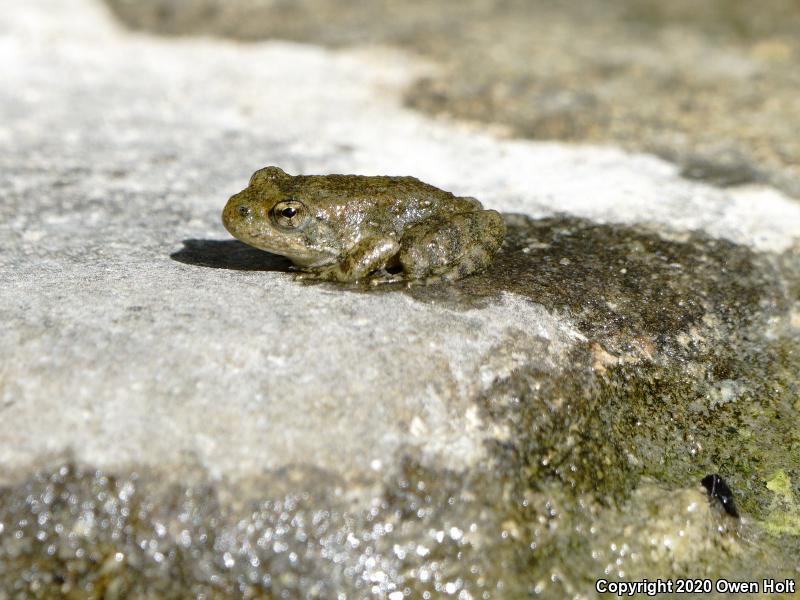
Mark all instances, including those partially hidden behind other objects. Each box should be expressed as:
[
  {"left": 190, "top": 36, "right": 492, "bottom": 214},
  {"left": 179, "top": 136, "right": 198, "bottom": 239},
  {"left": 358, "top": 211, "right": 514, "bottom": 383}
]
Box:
[
  {"left": 404, "top": 214, "right": 800, "bottom": 587},
  {"left": 406, "top": 214, "right": 777, "bottom": 345}
]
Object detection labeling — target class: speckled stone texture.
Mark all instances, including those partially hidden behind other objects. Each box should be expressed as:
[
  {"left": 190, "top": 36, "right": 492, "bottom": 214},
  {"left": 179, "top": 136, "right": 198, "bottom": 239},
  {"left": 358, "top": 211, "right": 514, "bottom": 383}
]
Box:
[{"left": 1, "top": 0, "right": 799, "bottom": 597}]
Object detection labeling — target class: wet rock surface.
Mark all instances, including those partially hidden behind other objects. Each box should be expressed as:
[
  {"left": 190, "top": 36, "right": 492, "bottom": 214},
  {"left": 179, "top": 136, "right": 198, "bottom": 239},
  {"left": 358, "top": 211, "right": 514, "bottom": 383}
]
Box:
[{"left": 2, "top": 0, "right": 800, "bottom": 597}]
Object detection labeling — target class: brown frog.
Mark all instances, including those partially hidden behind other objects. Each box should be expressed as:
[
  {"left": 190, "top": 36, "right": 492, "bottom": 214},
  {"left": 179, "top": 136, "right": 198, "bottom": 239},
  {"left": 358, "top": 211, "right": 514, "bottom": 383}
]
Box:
[{"left": 222, "top": 166, "right": 505, "bottom": 284}]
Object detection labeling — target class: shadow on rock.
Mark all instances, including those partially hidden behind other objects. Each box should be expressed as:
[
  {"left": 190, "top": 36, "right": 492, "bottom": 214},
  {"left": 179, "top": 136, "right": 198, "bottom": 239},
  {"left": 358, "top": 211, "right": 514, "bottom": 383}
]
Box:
[
  {"left": 170, "top": 239, "right": 293, "bottom": 272},
  {"left": 403, "top": 213, "right": 777, "bottom": 351}
]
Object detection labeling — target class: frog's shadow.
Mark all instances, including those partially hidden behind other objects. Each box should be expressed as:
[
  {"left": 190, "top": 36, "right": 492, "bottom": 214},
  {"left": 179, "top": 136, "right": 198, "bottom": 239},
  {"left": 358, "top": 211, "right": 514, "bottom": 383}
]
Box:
[{"left": 170, "top": 239, "right": 293, "bottom": 272}]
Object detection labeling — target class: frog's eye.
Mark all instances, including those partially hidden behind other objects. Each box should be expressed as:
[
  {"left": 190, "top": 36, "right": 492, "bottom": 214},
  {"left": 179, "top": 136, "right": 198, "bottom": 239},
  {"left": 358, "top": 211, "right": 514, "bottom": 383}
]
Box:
[{"left": 271, "top": 199, "right": 308, "bottom": 230}]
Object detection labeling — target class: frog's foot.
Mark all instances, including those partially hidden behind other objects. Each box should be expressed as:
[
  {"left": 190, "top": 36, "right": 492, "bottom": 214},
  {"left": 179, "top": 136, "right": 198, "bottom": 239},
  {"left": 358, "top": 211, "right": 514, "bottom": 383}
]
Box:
[
  {"left": 294, "top": 269, "right": 331, "bottom": 282},
  {"left": 341, "top": 238, "right": 401, "bottom": 282},
  {"left": 367, "top": 270, "right": 406, "bottom": 286},
  {"left": 295, "top": 264, "right": 354, "bottom": 283},
  {"left": 296, "top": 266, "right": 400, "bottom": 285},
  {"left": 297, "top": 237, "right": 402, "bottom": 283}
]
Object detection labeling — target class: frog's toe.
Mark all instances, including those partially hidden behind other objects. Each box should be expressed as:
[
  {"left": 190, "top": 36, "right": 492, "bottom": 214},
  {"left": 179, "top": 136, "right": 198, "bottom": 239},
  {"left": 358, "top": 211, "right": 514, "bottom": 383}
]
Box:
[
  {"left": 294, "top": 271, "right": 321, "bottom": 282},
  {"left": 367, "top": 271, "right": 405, "bottom": 286},
  {"left": 295, "top": 266, "right": 341, "bottom": 282}
]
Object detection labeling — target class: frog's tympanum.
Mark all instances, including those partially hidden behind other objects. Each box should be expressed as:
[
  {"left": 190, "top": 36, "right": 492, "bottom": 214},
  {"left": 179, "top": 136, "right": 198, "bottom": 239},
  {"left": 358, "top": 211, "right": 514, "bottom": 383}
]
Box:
[{"left": 222, "top": 166, "right": 506, "bottom": 284}]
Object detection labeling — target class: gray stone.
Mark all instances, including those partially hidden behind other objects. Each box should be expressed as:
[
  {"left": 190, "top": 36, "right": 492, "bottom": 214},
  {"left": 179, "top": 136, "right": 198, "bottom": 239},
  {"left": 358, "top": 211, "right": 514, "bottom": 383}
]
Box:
[{"left": 1, "top": 0, "right": 799, "bottom": 597}]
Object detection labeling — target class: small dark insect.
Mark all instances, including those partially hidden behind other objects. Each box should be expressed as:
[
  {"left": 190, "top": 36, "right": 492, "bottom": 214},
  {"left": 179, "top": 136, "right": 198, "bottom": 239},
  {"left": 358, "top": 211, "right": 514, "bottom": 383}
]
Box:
[{"left": 701, "top": 473, "right": 739, "bottom": 518}]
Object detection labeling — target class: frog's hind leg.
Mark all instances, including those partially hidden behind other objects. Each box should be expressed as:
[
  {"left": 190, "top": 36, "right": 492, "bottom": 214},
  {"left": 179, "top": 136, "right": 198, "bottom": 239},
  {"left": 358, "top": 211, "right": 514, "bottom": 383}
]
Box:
[{"left": 399, "top": 210, "right": 505, "bottom": 283}]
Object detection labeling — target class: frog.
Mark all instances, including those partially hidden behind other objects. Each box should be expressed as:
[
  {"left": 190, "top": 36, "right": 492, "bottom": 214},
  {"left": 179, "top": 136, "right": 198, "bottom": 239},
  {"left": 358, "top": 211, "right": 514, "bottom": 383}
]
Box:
[{"left": 221, "top": 166, "right": 506, "bottom": 284}]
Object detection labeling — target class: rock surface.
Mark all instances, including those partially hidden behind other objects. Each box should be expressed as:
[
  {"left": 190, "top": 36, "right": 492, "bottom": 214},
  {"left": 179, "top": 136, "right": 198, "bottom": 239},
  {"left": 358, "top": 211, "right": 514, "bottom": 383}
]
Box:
[
  {"left": 1, "top": 0, "right": 799, "bottom": 597},
  {"left": 105, "top": 0, "right": 800, "bottom": 198}
]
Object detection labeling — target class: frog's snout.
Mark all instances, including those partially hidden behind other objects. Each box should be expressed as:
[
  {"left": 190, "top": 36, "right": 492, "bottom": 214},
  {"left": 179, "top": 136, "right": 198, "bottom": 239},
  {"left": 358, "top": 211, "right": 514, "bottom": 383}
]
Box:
[{"left": 222, "top": 194, "right": 249, "bottom": 235}]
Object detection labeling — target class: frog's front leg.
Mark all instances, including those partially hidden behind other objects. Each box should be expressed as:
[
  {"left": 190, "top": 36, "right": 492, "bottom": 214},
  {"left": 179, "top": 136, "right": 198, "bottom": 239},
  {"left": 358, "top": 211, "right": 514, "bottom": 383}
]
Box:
[{"left": 304, "top": 237, "right": 400, "bottom": 282}]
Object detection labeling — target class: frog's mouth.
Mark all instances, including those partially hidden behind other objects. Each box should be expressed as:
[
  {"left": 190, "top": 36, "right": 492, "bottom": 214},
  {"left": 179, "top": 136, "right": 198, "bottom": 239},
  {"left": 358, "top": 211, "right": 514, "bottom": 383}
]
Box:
[
  {"left": 229, "top": 229, "right": 332, "bottom": 268},
  {"left": 256, "top": 238, "right": 336, "bottom": 268},
  {"left": 222, "top": 208, "right": 333, "bottom": 268}
]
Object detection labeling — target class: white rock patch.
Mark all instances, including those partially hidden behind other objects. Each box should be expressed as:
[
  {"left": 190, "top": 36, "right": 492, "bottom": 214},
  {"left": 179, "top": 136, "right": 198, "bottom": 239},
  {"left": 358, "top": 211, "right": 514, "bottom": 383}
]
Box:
[{"left": 1, "top": 0, "right": 797, "bottom": 485}]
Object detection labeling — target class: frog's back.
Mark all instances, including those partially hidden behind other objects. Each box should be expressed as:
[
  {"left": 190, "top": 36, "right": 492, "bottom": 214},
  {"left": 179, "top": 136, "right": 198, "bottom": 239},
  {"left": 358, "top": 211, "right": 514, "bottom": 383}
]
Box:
[{"left": 284, "top": 173, "right": 482, "bottom": 213}]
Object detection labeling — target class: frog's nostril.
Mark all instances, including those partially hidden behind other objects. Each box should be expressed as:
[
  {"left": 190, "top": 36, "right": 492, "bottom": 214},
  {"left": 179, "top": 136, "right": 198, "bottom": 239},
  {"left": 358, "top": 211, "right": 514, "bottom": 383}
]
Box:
[{"left": 237, "top": 205, "right": 251, "bottom": 218}]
